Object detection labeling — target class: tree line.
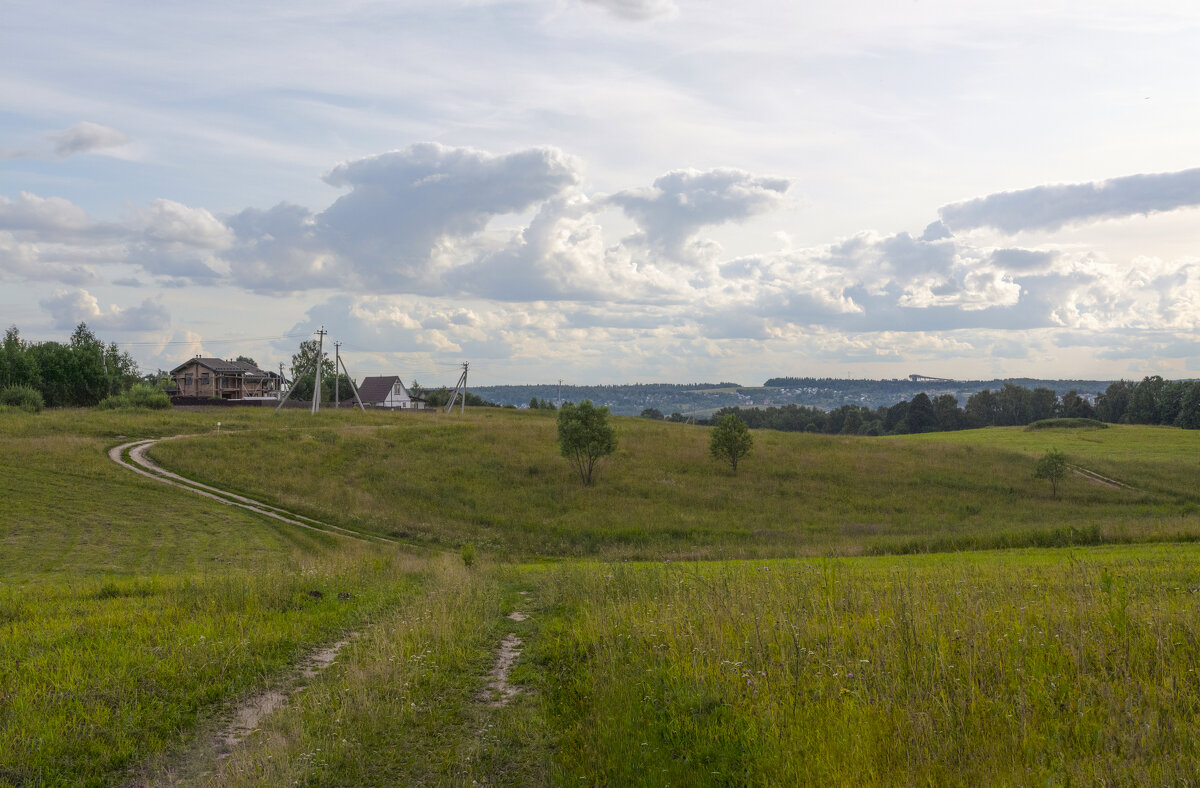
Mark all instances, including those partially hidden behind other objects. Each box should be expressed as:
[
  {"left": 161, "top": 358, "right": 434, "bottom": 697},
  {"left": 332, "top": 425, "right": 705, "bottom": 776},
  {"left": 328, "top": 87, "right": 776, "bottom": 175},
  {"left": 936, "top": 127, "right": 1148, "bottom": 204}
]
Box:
[
  {"left": 643, "top": 378, "right": 1200, "bottom": 435},
  {"left": 1, "top": 324, "right": 142, "bottom": 408}
]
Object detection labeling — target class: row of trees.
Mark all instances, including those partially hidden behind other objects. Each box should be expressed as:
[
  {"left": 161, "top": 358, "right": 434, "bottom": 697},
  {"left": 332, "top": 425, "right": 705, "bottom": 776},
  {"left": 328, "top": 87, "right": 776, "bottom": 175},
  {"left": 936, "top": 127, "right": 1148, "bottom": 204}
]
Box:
[
  {"left": 654, "top": 378, "right": 1200, "bottom": 436},
  {"left": 1, "top": 324, "right": 141, "bottom": 408}
]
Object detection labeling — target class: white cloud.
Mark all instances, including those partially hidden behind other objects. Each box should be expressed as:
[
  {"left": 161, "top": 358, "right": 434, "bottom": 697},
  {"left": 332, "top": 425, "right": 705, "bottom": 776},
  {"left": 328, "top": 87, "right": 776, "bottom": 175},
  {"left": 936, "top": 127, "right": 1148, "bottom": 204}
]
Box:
[
  {"left": 39, "top": 288, "right": 169, "bottom": 331},
  {"left": 939, "top": 168, "right": 1200, "bottom": 235},
  {"left": 607, "top": 168, "right": 790, "bottom": 263},
  {"left": 579, "top": 0, "right": 678, "bottom": 21},
  {"left": 49, "top": 122, "right": 129, "bottom": 159}
]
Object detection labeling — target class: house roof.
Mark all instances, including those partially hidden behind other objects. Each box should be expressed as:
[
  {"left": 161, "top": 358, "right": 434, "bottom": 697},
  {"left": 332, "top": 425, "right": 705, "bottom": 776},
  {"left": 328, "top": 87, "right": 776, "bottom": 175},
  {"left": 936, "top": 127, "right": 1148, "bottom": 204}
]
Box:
[
  {"left": 357, "top": 376, "right": 402, "bottom": 404},
  {"left": 170, "top": 357, "right": 270, "bottom": 378}
]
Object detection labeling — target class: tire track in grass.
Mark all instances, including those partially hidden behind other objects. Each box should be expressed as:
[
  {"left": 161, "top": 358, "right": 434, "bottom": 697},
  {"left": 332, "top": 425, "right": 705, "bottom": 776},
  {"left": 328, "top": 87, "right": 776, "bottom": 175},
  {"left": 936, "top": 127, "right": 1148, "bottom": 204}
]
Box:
[{"left": 109, "top": 436, "right": 396, "bottom": 545}]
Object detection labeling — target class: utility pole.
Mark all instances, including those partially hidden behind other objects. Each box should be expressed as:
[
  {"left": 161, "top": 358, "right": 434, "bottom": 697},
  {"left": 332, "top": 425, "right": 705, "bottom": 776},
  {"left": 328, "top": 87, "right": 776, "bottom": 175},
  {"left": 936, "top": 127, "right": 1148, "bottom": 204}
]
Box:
[
  {"left": 311, "top": 326, "right": 326, "bottom": 414},
  {"left": 278, "top": 363, "right": 285, "bottom": 400},
  {"left": 333, "top": 341, "right": 341, "bottom": 408},
  {"left": 558, "top": 378, "right": 563, "bottom": 409},
  {"left": 444, "top": 361, "right": 470, "bottom": 414}
]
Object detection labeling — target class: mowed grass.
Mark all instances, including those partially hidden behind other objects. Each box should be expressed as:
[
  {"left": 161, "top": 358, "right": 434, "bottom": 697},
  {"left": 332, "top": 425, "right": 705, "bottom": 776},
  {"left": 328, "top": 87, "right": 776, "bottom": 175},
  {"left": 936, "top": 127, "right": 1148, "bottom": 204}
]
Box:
[
  {"left": 151, "top": 408, "right": 1200, "bottom": 560},
  {"left": 0, "top": 408, "right": 424, "bottom": 787}
]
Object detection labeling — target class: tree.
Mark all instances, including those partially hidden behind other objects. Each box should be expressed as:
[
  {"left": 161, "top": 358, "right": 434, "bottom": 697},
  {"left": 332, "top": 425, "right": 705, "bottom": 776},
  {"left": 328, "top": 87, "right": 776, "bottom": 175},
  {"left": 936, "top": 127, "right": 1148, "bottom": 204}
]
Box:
[
  {"left": 709, "top": 413, "right": 754, "bottom": 472},
  {"left": 640, "top": 407, "right": 665, "bottom": 420},
  {"left": 1034, "top": 449, "right": 1069, "bottom": 499},
  {"left": 906, "top": 393, "right": 938, "bottom": 433},
  {"left": 234, "top": 354, "right": 258, "bottom": 367},
  {"left": 289, "top": 339, "right": 337, "bottom": 402},
  {"left": 557, "top": 400, "right": 617, "bottom": 485}
]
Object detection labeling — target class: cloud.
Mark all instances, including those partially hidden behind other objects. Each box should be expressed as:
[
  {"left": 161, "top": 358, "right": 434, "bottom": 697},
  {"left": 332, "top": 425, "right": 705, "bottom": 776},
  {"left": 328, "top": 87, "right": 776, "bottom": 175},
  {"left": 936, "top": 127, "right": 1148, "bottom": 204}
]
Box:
[
  {"left": 317, "top": 143, "right": 581, "bottom": 289},
  {"left": 49, "top": 122, "right": 129, "bottom": 159},
  {"left": 579, "top": 0, "right": 678, "bottom": 20},
  {"left": 939, "top": 168, "right": 1200, "bottom": 235},
  {"left": 607, "top": 168, "right": 790, "bottom": 262},
  {"left": 0, "top": 192, "right": 123, "bottom": 240},
  {"left": 40, "top": 289, "right": 169, "bottom": 331}
]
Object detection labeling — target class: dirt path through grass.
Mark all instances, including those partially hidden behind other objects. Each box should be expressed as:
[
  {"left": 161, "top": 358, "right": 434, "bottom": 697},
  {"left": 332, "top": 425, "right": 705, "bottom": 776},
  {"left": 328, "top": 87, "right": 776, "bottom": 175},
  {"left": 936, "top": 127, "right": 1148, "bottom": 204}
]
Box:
[{"left": 109, "top": 436, "right": 396, "bottom": 544}]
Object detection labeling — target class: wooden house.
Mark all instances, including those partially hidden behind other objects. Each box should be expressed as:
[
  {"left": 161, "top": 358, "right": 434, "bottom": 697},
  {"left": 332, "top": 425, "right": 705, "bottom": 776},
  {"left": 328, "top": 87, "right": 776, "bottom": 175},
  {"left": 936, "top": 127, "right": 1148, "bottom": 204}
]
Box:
[{"left": 170, "top": 357, "right": 282, "bottom": 400}]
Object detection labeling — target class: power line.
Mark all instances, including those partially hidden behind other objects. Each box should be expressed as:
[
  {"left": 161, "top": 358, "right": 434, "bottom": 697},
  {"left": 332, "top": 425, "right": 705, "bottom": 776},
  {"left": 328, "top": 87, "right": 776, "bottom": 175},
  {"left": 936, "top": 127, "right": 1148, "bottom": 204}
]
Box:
[{"left": 115, "top": 332, "right": 310, "bottom": 347}]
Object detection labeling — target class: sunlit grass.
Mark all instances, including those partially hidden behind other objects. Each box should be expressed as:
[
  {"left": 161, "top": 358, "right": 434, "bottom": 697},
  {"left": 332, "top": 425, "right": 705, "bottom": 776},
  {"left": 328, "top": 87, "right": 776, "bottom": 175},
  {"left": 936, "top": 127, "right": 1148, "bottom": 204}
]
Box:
[{"left": 152, "top": 409, "right": 1200, "bottom": 560}]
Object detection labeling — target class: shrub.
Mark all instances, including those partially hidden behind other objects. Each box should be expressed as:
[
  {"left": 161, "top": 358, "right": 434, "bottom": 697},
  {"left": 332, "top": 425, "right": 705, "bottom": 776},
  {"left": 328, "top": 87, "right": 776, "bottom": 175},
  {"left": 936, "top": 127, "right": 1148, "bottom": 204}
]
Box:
[
  {"left": 1025, "top": 418, "right": 1108, "bottom": 431},
  {"left": 96, "top": 383, "right": 172, "bottom": 410},
  {"left": 0, "top": 385, "right": 44, "bottom": 413}
]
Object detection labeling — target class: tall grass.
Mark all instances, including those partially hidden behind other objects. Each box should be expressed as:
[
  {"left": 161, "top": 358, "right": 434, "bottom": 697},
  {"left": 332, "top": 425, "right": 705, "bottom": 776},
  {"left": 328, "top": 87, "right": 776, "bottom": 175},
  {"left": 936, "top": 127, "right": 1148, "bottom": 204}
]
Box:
[{"left": 523, "top": 546, "right": 1200, "bottom": 783}]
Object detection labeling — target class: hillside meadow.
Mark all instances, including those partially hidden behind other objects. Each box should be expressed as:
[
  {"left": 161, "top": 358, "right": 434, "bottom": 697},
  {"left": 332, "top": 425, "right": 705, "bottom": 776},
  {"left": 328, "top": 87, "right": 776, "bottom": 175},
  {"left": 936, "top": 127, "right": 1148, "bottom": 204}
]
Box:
[
  {"left": 150, "top": 407, "right": 1200, "bottom": 559},
  {"left": 4, "top": 406, "right": 1200, "bottom": 784}
]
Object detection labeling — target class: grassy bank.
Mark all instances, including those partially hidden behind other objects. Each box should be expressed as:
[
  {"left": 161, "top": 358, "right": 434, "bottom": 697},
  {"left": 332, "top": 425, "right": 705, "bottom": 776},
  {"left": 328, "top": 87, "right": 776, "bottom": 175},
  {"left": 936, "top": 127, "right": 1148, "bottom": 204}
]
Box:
[{"left": 151, "top": 408, "right": 1200, "bottom": 560}]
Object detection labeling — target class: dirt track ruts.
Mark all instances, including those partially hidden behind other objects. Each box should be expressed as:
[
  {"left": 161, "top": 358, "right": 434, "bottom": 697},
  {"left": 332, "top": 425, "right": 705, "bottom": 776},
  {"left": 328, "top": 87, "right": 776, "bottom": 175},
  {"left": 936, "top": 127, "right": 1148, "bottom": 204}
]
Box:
[{"left": 109, "top": 435, "right": 396, "bottom": 544}]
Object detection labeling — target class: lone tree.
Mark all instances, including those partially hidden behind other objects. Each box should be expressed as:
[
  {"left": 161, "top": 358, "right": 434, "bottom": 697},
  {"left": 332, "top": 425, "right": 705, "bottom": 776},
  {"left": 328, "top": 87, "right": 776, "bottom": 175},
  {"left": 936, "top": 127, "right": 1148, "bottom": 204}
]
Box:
[
  {"left": 710, "top": 413, "right": 754, "bottom": 472},
  {"left": 1034, "top": 449, "right": 1068, "bottom": 498},
  {"left": 557, "top": 399, "right": 617, "bottom": 485}
]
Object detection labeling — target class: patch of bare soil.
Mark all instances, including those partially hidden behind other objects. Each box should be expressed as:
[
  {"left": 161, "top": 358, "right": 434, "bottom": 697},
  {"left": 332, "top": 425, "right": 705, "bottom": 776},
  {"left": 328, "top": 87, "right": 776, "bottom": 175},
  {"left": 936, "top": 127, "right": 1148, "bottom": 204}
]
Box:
[
  {"left": 479, "top": 631, "right": 524, "bottom": 707},
  {"left": 123, "top": 638, "right": 352, "bottom": 787},
  {"left": 1070, "top": 464, "right": 1134, "bottom": 490}
]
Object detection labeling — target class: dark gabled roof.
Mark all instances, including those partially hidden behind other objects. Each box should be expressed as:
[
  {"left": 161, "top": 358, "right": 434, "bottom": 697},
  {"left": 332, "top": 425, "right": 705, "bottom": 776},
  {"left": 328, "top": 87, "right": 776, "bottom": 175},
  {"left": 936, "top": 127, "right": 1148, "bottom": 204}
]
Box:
[
  {"left": 170, "top": 357, "right": 269, "bottom": 378},
  {"left": 357, "top": 376, "right": 401, "bottom": 404}
]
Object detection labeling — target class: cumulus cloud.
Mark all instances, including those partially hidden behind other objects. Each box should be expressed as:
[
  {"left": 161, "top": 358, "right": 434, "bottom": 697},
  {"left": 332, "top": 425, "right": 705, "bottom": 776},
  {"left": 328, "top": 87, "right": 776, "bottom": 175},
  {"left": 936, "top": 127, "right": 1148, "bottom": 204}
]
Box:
[
  {"left": 607, "top": 168, "right": 790, "bottom": 262},
  {"left": 939, "top": 167, "right": 1200, "bottom": 235},
  {"left": 318, "top": 143, "right": 581, "bottom": 288},
  {"left": 40, "top": 288, "right": 169, "bottom": 331},
  {"left": 0, "top": 192, "right": 123, "bottom": 240},
  {"left": 579, "top": 0, "right": 677, "bottom": 20},
  {"left": 50, "top": 122, "right": 129, "bottom": 159}
]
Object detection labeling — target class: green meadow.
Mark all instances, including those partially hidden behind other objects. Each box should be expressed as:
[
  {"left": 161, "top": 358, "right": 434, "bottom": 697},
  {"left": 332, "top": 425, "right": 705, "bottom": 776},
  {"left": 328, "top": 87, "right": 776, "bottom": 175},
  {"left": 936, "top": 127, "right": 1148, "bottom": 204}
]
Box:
[{"left": 3, "top": 407, "right": 1200, "bottom": 784}]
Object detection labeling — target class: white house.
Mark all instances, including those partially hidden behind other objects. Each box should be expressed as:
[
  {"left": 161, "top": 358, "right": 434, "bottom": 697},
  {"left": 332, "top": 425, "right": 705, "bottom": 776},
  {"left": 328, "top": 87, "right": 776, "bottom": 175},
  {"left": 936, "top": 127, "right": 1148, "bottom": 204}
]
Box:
[{"left": 356, "top": 376, "right": 426, "bottom": 409}]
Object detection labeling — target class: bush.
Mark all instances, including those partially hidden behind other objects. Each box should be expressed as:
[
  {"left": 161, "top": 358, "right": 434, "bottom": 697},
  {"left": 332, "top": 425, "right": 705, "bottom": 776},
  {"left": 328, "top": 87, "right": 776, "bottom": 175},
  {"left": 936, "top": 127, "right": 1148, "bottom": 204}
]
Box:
[
  {"left": 1025, "top": 418, "right": 1108, "bottom": 431},
  {"left": 96, "top": 383, "right": 172, "bottom": 410},
  {"left": 0, "top": 385, "right": 45, "bottom": 413}
]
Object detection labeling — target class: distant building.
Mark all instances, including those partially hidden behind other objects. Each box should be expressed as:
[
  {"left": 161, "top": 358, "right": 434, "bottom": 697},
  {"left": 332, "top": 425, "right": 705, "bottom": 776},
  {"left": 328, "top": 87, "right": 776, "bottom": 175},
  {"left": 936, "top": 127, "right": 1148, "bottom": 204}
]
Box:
[
  {"left": 170, "top": 357, "right": 283, "bottom": 400},
  {"left": 356, "top": 376, "right": 426, "bottom": 410}
]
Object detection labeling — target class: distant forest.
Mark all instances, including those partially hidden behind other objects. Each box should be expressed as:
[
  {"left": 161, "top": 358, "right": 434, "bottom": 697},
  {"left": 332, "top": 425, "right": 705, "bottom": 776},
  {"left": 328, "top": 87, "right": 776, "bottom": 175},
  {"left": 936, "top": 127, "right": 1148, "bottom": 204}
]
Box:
[{"left": 699, "top": 378, "right": 1200, "bottom": 434}]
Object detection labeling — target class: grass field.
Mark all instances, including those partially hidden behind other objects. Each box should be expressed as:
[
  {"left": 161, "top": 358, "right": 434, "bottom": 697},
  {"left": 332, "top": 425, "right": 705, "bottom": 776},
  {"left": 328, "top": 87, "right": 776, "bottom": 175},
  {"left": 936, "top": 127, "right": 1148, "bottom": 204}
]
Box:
[
  {"left": 150, "top": 409, "right": 1200, "bottom": 559},
  {"left": 4, "top": 406, "right": 1200, "bottom": 784}
]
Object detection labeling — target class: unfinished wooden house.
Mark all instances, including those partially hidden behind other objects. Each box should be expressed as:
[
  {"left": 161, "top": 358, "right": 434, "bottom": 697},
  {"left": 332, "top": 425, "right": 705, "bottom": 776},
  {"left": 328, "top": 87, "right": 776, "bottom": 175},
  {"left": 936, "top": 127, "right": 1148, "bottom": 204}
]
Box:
[{"left": 170, "top": 357, "right": 282, "bottom": 400}]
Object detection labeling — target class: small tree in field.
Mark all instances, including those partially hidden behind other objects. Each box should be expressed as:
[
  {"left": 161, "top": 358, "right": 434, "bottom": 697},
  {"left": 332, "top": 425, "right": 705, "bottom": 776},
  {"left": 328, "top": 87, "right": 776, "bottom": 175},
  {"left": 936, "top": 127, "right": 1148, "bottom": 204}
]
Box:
[
  {"left": 557, "top": 400, "right": 617, "bottom": 485},
  {"left": 710, "top": 413, "right": 753, "bottom": 472},
  {"left": 1034, "top": 449, "right": 1068, "bottom": 498}
]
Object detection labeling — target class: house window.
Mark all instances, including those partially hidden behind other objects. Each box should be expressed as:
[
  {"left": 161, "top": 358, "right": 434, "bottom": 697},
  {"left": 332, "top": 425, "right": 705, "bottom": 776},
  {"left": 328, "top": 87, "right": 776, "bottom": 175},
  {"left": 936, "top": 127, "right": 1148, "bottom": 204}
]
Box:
[
  {"left": 200, "top": 373, "right": 210, "bottom": 385},
  {"left": 184, "top": 374, "right": 194, "bottom": 386}
]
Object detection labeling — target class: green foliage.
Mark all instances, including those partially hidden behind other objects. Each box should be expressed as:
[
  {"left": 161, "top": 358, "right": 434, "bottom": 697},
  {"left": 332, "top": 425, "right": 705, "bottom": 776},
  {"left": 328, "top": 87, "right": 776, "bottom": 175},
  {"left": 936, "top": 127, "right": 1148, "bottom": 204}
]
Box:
[
  {"left": 640, "top": 407, "right": 665, "bottom": 420},
  {"left": 461, "top": 542, "right": 477, "bottom": 567},
  {"left": 0, "top": 384, "right": 44, "bottom": 413},
  {"left": 1034, "top": 448, "right": 1069, "bottom": 498},
  {"left": 1026, "top": 418, "right": 1108, "bottom": 431},
  {"left": 709, "top": 413, "right": 753, "bottom": 472},
  {"left": 556, "top": 400, "right": 617, "bottom": 485},
  {"left": 96, "top": 382, "right": 172, "bottom": 410}
]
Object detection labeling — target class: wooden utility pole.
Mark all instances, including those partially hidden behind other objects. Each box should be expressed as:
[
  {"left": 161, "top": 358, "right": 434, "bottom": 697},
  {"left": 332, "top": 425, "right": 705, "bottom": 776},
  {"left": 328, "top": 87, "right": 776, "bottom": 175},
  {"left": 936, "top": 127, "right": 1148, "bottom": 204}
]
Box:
[
  {"left": 311, "top": 326, "right": 326, "bottom": 414},
  {"left": 336, "top": 353, "right": 366, "bottom": 411},
  {"left": 444, "top": 362, "right": 469, "bottom": 414},
  {"left": 333, "top": 341, "right": 341, "bottom": 408}
]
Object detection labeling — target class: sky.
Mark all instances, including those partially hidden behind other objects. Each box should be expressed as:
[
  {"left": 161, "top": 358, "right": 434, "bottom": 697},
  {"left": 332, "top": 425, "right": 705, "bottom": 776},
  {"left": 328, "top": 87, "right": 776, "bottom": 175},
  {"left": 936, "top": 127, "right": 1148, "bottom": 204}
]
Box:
[{"left": 2, "top": 0, "right": 1199, "bottom": 386}]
